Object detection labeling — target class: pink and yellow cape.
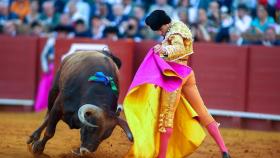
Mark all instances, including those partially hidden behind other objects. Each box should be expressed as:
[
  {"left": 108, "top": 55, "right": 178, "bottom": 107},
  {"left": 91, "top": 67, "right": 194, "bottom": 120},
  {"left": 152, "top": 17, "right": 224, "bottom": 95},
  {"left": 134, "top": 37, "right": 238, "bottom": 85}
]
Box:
[{"left": 123, "top": 49, "right": 205, "bottom": 158}]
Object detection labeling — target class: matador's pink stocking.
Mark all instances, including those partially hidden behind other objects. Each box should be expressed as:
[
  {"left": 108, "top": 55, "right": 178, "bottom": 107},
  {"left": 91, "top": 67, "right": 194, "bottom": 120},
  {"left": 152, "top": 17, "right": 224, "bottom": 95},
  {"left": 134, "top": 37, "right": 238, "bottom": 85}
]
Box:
[
  {"left": 158, "top": 128, "right": 173, "bottom": 158},
  {"left": 206, "top": 122, "right": 228, "bottom": 153}
]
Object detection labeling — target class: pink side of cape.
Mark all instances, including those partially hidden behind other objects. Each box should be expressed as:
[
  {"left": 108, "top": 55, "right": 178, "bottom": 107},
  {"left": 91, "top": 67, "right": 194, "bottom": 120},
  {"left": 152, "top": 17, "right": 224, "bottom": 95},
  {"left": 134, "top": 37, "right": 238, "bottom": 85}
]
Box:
[{"left": 128, "top": 48, "right": 192, "bottom": 92}]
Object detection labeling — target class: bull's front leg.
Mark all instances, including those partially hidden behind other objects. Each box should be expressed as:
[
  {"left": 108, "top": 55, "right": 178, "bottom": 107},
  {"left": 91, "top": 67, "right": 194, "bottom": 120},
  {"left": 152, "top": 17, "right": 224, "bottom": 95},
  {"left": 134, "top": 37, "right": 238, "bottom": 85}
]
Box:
[
  {"left": 31, "top": 105, "right": 62, "bottom": 154},
  {"left": 28, "top": 77, "right": 60, "bottom": 146},
  {"left": 27, "top": 114, "right": 49, "bottom": 144}
]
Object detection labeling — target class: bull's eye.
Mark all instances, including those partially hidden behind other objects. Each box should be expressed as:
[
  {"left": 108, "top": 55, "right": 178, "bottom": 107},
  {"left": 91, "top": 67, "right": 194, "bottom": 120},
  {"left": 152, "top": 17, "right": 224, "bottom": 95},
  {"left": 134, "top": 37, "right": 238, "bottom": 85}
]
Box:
[
  {"left": 85, "top": 112, "right": 91, "bottom": 117},
  {"left": 102, "top": 128, "right": 113, "bottom": 139}
]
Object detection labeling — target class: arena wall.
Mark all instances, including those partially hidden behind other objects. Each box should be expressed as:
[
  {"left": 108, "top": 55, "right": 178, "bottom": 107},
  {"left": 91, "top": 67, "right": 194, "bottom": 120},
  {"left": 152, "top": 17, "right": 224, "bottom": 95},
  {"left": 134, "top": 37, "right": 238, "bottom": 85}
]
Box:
[{"left": 0, "top": 36, "right": 280, "bottom": 130}]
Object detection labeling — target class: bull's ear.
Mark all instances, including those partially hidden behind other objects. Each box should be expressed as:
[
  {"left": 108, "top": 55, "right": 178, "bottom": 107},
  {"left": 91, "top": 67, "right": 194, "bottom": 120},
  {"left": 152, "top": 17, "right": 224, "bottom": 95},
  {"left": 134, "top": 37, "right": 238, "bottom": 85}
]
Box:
[
  {"left": 71, "top": 114, "right": 83, "bottom": 129},
  {"left": 117, "top": 118, "right": 133, "bottom": 142},
  {"left": 111, "top": 55, "right": 122, "bottom": 69}
]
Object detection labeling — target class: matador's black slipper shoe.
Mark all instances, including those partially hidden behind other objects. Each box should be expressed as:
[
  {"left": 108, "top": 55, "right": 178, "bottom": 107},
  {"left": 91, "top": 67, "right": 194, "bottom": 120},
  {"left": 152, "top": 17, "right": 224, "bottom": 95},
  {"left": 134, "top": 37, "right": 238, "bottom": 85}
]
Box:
[{"left": 222, "top": 152, "right": 231, "bottom": 158}]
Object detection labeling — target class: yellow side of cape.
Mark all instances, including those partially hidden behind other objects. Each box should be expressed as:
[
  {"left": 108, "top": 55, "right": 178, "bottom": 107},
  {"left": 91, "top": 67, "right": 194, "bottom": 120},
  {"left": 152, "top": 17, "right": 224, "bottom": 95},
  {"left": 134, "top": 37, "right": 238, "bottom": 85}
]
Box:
[{"left": 123, "top": 84, "right": 205, "bottom": 158}]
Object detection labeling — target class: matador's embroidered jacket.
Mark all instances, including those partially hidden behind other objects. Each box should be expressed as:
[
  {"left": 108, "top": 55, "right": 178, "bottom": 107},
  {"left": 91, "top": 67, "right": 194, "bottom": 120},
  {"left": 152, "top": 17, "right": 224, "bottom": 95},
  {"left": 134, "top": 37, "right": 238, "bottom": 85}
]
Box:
[{"left": 160, "top": 20, "right": 193, "bottom": 65}]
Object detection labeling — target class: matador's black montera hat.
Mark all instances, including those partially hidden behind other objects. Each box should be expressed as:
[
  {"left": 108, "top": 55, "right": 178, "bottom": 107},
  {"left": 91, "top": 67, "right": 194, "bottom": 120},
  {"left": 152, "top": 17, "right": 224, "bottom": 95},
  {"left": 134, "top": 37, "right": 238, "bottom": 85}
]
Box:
[{"left": 145, "top": 10, "right": 171, "bottom": 31}]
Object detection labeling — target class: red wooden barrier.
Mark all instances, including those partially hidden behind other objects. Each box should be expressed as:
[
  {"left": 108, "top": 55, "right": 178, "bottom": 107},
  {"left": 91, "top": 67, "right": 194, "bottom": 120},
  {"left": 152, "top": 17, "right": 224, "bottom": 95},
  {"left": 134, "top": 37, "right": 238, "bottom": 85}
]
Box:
[
  {"left": 0, "top": 36, "right": 38, "bottom": 101},
  {"left": 247, "top": 46, "right": 280, "bottom": 115},
  {"left": 54, "top": 38, "right": 134, "bottom": 103},
  {"left": 192, "top": 43, "right": 249, "bottom": 111},
  {"left": 133, "top": 40, "right": 158, "bottom": 74}
]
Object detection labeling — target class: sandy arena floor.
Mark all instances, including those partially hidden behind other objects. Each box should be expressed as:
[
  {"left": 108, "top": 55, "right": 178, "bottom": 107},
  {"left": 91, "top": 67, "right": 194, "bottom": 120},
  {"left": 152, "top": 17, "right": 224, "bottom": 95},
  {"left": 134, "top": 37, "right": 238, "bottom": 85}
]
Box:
[{"left": 0, "top": 111, "right": 280, "bottom": 158}]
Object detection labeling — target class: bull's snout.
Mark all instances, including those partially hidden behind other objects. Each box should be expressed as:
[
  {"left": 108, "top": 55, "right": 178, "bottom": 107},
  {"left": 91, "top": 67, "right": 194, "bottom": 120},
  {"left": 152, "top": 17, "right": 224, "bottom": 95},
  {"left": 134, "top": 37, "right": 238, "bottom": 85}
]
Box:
[
  {"left": 82, "top": 142, "right": 99, "bottom": 152},
  {"left": 79, "top": 147, "right": 90, "bottom": 155},
  {"left": 72, "top": 146, "right": 91, "bottom": 156},
  {"left": 72, "top": 146, "right": 92, "bottom": 156}
]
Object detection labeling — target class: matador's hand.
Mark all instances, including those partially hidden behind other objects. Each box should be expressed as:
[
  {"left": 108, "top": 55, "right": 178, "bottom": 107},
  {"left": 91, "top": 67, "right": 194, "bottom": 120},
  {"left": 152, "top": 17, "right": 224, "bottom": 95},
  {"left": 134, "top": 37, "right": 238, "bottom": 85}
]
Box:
[
  {"left": 153, "top": 44, "right": 163, "bottom": 54},
  {"left": 154, "top": 44, "right": 168, "bottom": 58}
]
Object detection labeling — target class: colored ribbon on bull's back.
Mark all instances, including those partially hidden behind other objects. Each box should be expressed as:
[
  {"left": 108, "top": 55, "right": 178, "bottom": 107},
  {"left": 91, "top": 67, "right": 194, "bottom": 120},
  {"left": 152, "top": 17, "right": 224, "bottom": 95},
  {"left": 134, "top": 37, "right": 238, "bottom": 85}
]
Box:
[
  {"left": 123, "top": 49, "right": 205, "bottom": 158},
  {"left": 88, "top": 72, "right": 118, "bottom": 94}
]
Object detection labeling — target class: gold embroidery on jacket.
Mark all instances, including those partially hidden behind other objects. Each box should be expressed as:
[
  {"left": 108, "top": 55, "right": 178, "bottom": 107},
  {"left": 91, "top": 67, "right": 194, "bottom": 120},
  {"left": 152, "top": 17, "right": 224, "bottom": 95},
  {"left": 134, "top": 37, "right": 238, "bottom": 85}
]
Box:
[{"left": 161, "top": 20, "right": 194, "bottom": 63}]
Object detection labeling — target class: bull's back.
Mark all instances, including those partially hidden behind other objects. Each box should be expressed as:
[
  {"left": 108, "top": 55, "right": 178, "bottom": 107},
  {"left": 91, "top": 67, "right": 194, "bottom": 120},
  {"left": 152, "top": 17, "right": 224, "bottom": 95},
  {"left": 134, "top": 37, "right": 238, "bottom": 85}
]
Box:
[{"left": 59, "top": 51, "right": 117, "bottom": 86}]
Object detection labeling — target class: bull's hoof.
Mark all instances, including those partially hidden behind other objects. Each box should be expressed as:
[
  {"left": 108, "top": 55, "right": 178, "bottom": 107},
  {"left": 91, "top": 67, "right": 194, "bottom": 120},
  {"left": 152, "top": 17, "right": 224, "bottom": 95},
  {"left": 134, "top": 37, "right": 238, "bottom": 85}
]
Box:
[
  {"left": 31, "top": 141, "right": 45, "bottom": 154},
  {"left": 27, "top": 133, "right": 40, "bottom": 144},
  {"left": 27, "top": 144, "right": 50, "bottom": 158},
  {"left": 27, "top": 137, "right": 33, "bottom": 144},
  {"left": 222, "top": 152, "right": 231, "bottom": 158}
]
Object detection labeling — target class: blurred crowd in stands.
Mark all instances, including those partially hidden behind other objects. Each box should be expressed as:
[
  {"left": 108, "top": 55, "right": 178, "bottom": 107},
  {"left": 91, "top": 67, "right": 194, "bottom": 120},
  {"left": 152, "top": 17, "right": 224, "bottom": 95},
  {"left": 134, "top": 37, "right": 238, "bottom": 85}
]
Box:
[{"left": 1, "top": 0, "right": 280, "bottom": 46}]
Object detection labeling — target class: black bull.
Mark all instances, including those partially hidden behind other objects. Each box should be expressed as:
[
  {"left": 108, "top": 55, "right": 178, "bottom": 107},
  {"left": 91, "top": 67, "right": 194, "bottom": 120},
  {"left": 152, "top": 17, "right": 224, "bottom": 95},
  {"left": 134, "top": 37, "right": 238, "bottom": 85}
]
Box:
[{"left": 27, "top": 51, "right": 133, "bottom": 156}]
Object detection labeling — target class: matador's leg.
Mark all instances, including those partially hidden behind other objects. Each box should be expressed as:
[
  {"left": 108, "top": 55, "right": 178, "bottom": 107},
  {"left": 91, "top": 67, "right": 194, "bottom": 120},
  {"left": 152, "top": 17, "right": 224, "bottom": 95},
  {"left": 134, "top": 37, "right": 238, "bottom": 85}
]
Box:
[
  {"left": 157, "top": 88, "right": 181, "bottom": 158},
  {"left": 182, "top": 71, "right": 214, "bottom": 126},
  {"left": 182, "top": 71, "right": 230, "bottom": 158}
]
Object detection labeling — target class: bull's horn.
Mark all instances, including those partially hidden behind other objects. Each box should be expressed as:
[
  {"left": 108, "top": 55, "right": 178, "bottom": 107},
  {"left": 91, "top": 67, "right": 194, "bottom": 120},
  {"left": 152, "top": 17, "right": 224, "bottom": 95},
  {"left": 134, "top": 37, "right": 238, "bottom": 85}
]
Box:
[
  {"left": 117, "top": 118, "right": 133, "bottom": 142},
  {"left": 78, "top": 104, "right": 103, "bottom": 127}
]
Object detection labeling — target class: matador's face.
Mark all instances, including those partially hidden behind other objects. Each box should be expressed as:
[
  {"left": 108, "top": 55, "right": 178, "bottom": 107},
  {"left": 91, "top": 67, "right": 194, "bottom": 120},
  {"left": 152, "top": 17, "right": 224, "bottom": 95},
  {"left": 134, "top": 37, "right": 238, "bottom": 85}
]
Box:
[{"left": 156, "top": 23, "right": 170, "bottom": 37}]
